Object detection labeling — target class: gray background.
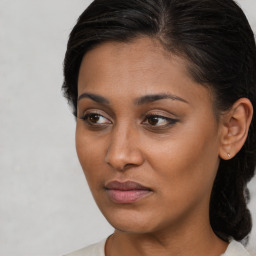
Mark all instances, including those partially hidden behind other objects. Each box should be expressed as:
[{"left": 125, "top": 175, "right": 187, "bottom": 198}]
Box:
[{"left": 0, "top": 0, "right": 255, "bottom": 255}]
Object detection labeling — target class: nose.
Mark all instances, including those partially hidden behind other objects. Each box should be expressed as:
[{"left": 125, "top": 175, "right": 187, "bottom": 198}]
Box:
[{"left": 104, "top": 125, "right": 144, "bottom": 171}]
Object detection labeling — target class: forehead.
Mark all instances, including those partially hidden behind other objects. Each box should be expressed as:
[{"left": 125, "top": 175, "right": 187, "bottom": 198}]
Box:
[
  {"left": 79, "top": 37, "right": 174, "bottom": 83},
  {"left": 78, "top": 37, "right": 212, "bottom": 106},
  {"left": 83, "top": 37, "right": 170, "bottom": 66}
]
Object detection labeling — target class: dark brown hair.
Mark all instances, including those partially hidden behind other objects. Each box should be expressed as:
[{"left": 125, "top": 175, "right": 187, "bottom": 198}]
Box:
[{"left": 62, "top": 0, "right": 256, "bottom": 242}]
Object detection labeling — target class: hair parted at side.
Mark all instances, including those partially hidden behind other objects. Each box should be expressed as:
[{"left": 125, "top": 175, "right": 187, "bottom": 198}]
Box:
[{"left": 62, "top": 0, "right": 256, "bottom": 242}]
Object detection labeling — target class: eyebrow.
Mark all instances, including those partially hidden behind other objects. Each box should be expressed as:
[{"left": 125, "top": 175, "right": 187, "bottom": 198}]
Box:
[
  {"left": 77, "top": 92, "right": 189, "bottom": 105},
  {"left": 78, "top": 93, "right": 110, "bottom": 104},
  {"left": 135, "top": 93, "right": 189, "bottom": 105}
]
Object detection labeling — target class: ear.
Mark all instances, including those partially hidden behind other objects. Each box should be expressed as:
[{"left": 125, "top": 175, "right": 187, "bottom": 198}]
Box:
[{"left": 219, "top": 98, "right": 253, "bottom": 160}]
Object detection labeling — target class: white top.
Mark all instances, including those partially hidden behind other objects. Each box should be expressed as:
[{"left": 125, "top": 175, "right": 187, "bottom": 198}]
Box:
[{"left": 65, "top": 238, "right": 252, "bottom": 256}]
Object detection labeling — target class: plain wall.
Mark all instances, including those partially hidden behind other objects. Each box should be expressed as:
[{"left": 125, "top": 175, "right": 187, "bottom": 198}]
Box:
[{"left": 0, "top": 0, "right": 255, "bottom": 255}]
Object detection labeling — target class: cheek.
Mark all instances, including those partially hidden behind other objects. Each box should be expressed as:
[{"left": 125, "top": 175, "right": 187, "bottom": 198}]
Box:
[
  {"left": 145, "top": 121, "right": 220, "bottom": 203},
  {"left": 75, "top": 125, "right": 106, "bottom": 183}
]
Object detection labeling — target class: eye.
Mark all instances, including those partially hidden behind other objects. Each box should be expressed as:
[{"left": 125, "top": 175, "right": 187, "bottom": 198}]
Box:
[
  {"left": 80, "top": 113, "right": 111, "bottom": 126},
  {"left": 143, "top": 114, "right": 178, "bottom": 127}
]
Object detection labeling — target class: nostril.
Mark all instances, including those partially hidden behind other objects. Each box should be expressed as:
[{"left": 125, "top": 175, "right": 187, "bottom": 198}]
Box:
[{"left": 104, "top": 150, "right": 131, "bottom": 171}]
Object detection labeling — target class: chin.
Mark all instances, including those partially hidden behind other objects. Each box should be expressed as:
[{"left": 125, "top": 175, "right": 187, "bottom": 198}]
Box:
[
  {"left": 101, "top": 207, "right": 161, "bottom": 234},
  {"left": 109, "top": 219, "right": 155, "bottom": 234}
]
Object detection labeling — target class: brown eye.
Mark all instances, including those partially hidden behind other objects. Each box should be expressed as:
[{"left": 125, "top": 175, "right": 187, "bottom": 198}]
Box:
[
  {"left": 89, "top": 114, "right": 100, "bottom": 123},
  {"left": 148, "top": 116, "right": 160, "bottom": 126},
  {"left": 80, "top": 112, "right": 111, "bottom": 126},
  {"left": 144, "top": 115, "right": 178, "bottom": 127}
]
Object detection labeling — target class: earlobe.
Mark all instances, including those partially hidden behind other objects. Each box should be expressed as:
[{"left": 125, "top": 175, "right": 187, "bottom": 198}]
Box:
[{"left": 218, "top": 98, "right": 253, "bottom": 160}]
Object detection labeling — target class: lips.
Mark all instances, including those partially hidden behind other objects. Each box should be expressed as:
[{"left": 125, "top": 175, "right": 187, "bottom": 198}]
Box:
[{"left": 105, "top": 181, "right": 152, "bottom": 203}]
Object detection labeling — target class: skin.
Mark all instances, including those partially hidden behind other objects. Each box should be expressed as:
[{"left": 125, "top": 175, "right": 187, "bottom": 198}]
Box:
[{"left": 75, "top": 37, "right": 252, "bottom": 256}]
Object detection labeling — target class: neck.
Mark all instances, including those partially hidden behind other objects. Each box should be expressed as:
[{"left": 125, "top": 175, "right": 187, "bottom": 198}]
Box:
[{"left": 105, "top": 213, "right": 228, "bottom": 256}]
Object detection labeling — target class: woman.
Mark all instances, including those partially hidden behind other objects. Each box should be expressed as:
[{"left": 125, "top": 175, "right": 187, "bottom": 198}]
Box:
[{"left": 63, "top": 0, "right": 256, "bottom": 255}]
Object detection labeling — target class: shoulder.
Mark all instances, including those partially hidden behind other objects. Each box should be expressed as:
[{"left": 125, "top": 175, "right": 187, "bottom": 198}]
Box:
[
  {"left": 64, "top": 238, "right": 107, "bottom": 256},
  {"left": 222, "top": 240, "right": 253, "bottom": 256}
]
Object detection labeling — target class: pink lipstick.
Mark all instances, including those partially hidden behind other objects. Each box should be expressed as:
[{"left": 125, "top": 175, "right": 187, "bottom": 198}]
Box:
[{"left": 105, "top": 181, "right": 152, "bottom": 203}]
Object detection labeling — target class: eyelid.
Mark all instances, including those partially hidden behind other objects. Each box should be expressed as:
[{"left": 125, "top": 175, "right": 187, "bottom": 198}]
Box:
[
  {"left": 142, "top": 114, "right": 178, "bottom": 127},
  {"left": 77, "top": 101, "right": 116, "bottom": 119},
  {"left": 78, "top": 109, "right": 110, "bottom": 119},
  {"left": 145, "top": 114, "right": 177, "bottom": 122},
  {"left": 142, "top": 109, "right": 178, "bottom": 119},
  {"left": 78, "top": 109, "right": 113, "bottom": 126}
]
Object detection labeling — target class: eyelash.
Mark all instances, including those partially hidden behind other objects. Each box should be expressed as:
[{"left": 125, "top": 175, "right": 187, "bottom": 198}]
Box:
[
  {"left": 143, "top": 114, "right": 178, "bottom": 128},
  {"left": 79, "top": 112, "right": 178, "bottom": 129},
  {"left": 79, "top": 113, "right": 111, "bottom": 126}
]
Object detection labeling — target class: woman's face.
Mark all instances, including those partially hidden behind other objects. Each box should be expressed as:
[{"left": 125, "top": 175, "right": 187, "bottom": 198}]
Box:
[{"left": 76, "top": 37, "right": 222, "bottom": 234}]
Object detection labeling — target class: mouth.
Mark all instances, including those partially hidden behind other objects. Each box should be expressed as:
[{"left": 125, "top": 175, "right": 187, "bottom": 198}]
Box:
[{"left": 105, "top": 180, "right": 153, "bottom": 204}]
